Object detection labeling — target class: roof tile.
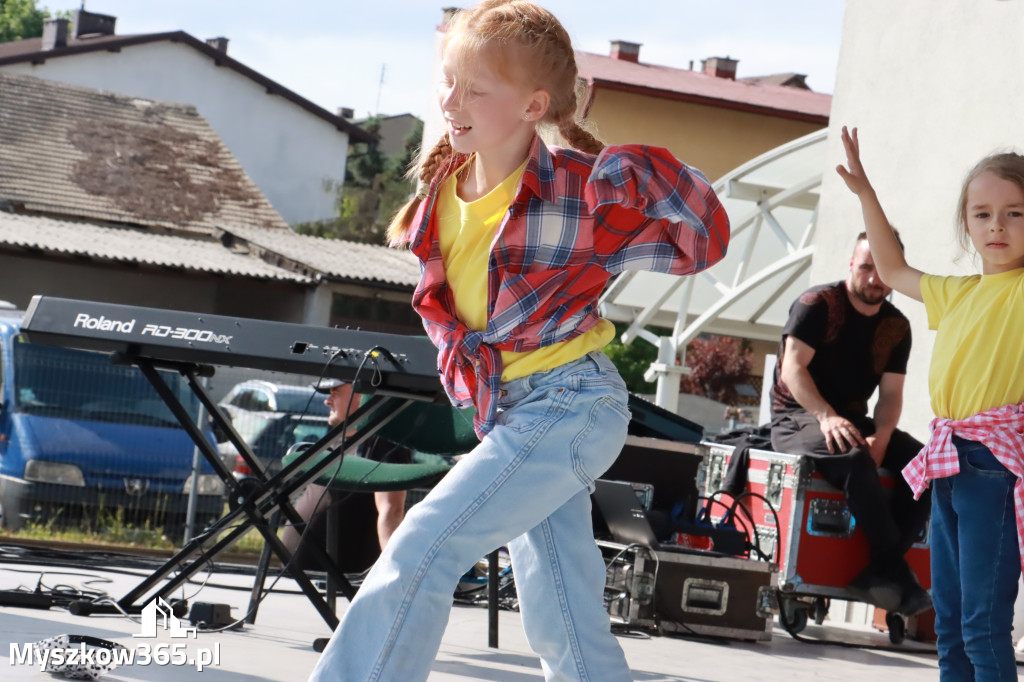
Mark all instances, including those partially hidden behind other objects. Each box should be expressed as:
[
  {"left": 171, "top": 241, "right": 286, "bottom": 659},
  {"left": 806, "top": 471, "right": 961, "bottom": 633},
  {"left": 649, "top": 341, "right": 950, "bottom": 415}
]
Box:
[
  {"left": 0, "top": 72, "right": 290, "bottom": 235},
  {"left": 577, "top": 51, "right": 830, "bottom": 120},
  {"left": 220, "top": 225, "right": 420, "bottom": 288},
  {"left": 0, "top": 212, "right": 307, "bottom": 281}
]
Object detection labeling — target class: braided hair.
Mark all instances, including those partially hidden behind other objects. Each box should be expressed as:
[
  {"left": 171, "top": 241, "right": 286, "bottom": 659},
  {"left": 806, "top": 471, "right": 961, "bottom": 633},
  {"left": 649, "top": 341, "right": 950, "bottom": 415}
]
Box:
[{"left": 387, "top": 0, "right": 603, "bottom": 245}]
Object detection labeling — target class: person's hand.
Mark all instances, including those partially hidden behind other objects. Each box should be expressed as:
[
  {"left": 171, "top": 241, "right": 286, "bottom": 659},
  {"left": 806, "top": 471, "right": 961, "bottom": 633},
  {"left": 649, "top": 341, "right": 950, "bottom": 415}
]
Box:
[
  {"left": 864, "top": 434, "right": 888, "bottom": 467},
  {"left": 819, "top": 414, "right": 867, "bottom": 454},
  {"left": 835, "top": 126, "right": 874, "bottom": 196}
]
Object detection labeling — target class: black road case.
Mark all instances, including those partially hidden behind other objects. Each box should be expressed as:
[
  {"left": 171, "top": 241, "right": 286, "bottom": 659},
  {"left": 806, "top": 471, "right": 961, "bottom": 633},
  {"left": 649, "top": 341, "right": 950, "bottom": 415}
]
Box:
[{"left": 601, "top": 540, "right": 777, "bottom": 641}]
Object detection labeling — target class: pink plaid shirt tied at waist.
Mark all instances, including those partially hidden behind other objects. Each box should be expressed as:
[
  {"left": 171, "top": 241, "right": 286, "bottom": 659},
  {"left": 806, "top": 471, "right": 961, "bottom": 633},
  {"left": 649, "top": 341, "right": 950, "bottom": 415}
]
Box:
[
  {"left": 405, "top": 136, "right": 730, "bottom": 438},
  {"left": 903, "top": 402, "right": 1024, "bottom": 571}
]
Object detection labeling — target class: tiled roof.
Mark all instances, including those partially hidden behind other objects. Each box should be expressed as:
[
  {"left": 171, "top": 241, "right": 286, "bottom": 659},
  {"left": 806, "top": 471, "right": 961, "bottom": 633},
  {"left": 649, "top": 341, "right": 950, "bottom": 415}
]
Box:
[
  {"left": 0, "top": 212, "right": 309, "bottom": 281},
  {"left": 0, "top": 72, "right": 290, "bottom": 235},
  {"left": 0, "top": 32, "right": 374, "bottom": 144},
  {"left": 740, "top": 73, "right": 810, "bottom": 89},
  {"left": 220, "top": 225, "right": 421, "bottom": 289},
  {"left": 576, "top": 51, "right": 830, "bottom": 122}
]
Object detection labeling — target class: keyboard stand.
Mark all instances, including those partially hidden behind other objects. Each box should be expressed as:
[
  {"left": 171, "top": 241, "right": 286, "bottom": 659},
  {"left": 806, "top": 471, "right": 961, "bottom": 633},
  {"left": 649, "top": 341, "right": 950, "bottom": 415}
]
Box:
[{"left": 68, "top": 354, "right": 425, "bottom": 629}]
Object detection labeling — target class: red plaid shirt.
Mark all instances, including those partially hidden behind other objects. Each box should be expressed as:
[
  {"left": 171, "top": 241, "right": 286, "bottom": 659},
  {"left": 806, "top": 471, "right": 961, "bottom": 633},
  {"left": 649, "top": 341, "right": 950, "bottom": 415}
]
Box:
[
  {"left": 405, "top": 136, "right": 729, "bottom": 437},
  {"left": 903, "top": 402, "right": 1024, "bottom": 572}
]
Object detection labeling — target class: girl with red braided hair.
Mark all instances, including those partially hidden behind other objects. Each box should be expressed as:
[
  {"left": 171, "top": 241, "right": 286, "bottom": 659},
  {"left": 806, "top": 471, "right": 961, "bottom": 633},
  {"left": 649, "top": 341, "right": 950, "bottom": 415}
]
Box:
[{"left": 308, "top": 3, "right": 729, "bottom": 680}]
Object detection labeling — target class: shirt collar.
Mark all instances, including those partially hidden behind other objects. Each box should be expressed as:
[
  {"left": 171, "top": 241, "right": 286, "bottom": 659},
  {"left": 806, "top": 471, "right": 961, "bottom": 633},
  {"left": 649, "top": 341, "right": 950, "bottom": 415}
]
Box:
[
  {"left": 411, "top": 137, "right": 561, "bottom": 255},
  {"left": 518, "top": 136, "right": 560, "bottom": 206}
]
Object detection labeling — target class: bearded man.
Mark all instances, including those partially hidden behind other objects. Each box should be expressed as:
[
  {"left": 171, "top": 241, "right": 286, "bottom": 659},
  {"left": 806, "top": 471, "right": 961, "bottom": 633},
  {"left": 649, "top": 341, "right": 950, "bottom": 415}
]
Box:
[{"left": 770, "top": 231, "right": 931, "bottom": 616}]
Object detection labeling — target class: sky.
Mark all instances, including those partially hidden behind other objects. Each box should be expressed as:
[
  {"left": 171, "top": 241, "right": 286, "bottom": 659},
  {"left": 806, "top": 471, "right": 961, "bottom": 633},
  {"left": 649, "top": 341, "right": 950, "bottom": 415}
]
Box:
[{"left": 44, "top": 1, "right": 846, "bottom": 121}]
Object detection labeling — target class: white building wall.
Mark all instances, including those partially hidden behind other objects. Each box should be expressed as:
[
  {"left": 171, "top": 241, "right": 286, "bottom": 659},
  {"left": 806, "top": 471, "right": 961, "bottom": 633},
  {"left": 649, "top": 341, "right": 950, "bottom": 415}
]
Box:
[
  {"left": 1, "top": 42, "right": 348, "bottom": 225},
  {"left": 814, "top": 0, "right": 1024, "bottom": 441}
]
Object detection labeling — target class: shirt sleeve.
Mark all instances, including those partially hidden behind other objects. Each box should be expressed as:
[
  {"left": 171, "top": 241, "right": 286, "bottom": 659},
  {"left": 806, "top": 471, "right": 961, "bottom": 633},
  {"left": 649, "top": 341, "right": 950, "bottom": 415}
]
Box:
[
  {"left": 884, "top": 317, "right": 912, "bottom": 375},
  {"left": 782, "top": 289, "right": 828, "bottom": 351},
  {"left": 584, "top": 144, "right": 730, "bottom": 276},
  {"left": 920, "top": 274, "right": 973, "bottom": 330}
]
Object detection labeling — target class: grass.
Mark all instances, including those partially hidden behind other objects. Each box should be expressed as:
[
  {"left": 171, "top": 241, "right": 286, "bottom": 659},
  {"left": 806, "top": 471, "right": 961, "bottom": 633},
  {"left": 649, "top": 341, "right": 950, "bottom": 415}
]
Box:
[
  {"left": 1, "top": 506, "right": 269, "bottom": 558},
  {"left": 5, "top": 508, "right": 174, "bottom": 549}
]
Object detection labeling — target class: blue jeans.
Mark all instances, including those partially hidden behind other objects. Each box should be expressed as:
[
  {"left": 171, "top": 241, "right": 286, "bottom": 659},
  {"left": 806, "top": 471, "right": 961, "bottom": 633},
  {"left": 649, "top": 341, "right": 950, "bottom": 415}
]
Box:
[
  {"left": 308, "top": 351, "right": 634, "bottom": 682},
  {"left": 931, "top": 437, "right": 1020, "bottom": 682}
]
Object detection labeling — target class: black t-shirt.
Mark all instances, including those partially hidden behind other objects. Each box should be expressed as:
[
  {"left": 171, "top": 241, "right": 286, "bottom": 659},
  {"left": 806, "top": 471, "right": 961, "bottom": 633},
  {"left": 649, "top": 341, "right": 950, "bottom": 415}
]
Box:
[
  {"left": 356, "top": 435, "right": 413, "bottom": 465},
  {"left": 770, "top": 281, "right": 911, "bottom": 420}
]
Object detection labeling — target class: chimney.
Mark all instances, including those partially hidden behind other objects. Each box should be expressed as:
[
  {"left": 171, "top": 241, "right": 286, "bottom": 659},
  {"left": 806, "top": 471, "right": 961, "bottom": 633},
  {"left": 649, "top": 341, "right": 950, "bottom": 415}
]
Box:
[
  {"left": 702, "top": 56, "right": 738, "bottom": 80},
  {"left": 338, "top": 107, "right": 355, "bottom": 120},
  {"left": 206, "top": 37, "right": 229, "bottom": 53},
  {"left": 71, "top": 9, "right": 116, "bottom": 38},
  {"left": 41, "top": 18, "right": 69, "bottom": 51},
  {"left": 609, "top": 40, "right": 641, "bottom": 63}
]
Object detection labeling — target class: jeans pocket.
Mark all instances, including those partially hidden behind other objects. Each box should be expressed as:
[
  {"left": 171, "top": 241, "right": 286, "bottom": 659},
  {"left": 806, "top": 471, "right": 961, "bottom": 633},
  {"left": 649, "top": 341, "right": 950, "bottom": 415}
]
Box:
[
  {"left": 500, "top": 387, "right": 564, "bottom": 433},
  {"left": 570, "top": 393, "right": 630, "bottom": 487},
  {"left": 963, "top": 445, "right": 1014, "bottom": 479}
]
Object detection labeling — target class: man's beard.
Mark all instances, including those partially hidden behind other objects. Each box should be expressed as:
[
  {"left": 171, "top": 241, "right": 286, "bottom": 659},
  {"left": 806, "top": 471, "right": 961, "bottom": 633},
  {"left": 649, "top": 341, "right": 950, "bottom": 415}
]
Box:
[{"left": 851, "top": 283, "right": 886, "bottom": 306}]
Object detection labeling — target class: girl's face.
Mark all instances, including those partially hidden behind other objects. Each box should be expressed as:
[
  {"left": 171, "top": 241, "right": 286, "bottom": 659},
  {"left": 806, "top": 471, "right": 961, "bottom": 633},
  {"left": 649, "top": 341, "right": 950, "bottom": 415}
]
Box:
[
  {"left": 964, "top": 170, "right": 1024, "bottom": 274},
  {"left": 438, "top": 44, "right": 542, "bottom": 159}
]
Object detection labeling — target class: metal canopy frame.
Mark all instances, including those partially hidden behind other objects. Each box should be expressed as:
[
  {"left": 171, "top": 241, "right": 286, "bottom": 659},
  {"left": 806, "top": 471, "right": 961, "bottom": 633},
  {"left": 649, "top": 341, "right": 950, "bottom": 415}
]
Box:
[{"left": 599, "top": 129, "right": 828, "bottom": 411}]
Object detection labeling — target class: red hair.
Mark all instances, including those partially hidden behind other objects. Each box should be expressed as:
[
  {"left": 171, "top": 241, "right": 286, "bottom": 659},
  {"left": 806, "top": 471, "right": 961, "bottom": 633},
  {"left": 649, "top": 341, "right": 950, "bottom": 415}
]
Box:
[{"left": 387, "top": 0, "right": 603, "bottom": 245}]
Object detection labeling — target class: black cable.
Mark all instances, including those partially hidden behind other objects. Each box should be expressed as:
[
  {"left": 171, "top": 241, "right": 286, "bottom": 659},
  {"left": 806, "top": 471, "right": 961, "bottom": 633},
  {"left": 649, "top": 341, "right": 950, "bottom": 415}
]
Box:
[
  {"left": 0, "top": 345, "right": 399, "bottom": 633},
  {"left": 230, "top": 344, "right": 411, "bottom": 633},
  {"left": 728, "top": 490, "right": 782, "bottom": 563}
]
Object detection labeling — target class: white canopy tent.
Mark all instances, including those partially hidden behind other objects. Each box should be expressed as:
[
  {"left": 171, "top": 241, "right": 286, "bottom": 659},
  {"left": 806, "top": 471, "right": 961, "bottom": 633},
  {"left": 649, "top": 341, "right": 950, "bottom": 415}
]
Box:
[{"left": 599, "top": 128, "right": 828, "bottom": 412}]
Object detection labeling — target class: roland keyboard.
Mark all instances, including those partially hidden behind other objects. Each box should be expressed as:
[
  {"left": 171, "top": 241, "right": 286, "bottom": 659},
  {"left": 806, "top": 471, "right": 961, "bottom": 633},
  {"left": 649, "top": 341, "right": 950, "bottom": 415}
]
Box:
[{"left": 20, "top": 296, "right": 443, "bottom": 399}]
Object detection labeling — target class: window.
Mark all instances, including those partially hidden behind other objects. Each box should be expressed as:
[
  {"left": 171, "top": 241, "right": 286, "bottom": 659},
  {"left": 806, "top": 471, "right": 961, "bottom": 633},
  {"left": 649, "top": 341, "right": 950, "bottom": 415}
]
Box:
[
  {"left": 12, "top": 336, "right": 198, "bottom": 427},
  {"left": 330, "top": 294, "right": 421, "bottom": 335}
]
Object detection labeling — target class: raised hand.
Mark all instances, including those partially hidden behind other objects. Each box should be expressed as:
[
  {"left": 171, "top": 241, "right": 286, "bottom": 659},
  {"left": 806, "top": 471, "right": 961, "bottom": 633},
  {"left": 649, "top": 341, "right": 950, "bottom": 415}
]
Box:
[{"left": 835, "top": 126, "right": 874, "bottom": 196}]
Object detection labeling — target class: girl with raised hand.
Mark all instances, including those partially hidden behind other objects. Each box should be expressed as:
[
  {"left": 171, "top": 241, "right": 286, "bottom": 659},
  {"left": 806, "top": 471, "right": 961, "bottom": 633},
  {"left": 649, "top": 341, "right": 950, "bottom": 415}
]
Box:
[
  {"left": 308, "top": 2, "right": 729, "bottom": 680},
  {"left": 838, "top": 125, "right": 1024, "bottom": 682}
]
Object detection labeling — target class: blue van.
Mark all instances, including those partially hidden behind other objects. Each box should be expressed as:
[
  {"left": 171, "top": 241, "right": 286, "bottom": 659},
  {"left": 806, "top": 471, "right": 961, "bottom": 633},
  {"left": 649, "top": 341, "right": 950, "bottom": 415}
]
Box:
[{"left": 0, "top": 308, "right": 224, "bottom": 534}]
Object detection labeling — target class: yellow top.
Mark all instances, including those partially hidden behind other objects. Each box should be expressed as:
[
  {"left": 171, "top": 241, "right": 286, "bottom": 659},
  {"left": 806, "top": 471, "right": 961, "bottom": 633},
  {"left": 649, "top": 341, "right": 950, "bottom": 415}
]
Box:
[
  {"left": 921, "top": 267, "right": 1024, "bottom": 420},
  {"left": 435, "top": 158, "right": 613, "bottom": 381}
]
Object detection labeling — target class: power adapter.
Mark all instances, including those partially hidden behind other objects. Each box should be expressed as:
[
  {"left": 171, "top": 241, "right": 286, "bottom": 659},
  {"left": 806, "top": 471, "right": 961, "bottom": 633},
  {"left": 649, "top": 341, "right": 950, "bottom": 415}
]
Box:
[
  {"left": 188, "top": 602, "right": 241, "bottom": 630},
  {"left": 0, "top": 589, "right": 53, "bottom": 609}
]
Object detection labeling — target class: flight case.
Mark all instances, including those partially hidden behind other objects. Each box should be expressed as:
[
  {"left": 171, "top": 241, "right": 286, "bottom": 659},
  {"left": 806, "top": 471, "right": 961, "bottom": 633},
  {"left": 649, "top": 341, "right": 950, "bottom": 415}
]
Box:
[
  {"left": 600, "top": 540, "right": 777, "bottom": 641},
  {"left": 700, "top": 443, "right": 930, "bottom": 630}
]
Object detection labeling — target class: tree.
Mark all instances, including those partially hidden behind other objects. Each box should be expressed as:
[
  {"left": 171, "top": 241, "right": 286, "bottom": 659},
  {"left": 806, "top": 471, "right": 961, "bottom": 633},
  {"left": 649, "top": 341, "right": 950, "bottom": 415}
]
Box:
[
  {"left": 0, "top": 1, "right": 64, "bottom": 43},
  {"left": 679, "top": 335, "right": 753, "bottom": 404},
  {"left": 603, "top": 323, "right": 659, "bottom": 394},
  {"left": 296, "top": 117, "right": 422, "bottom": 245}
]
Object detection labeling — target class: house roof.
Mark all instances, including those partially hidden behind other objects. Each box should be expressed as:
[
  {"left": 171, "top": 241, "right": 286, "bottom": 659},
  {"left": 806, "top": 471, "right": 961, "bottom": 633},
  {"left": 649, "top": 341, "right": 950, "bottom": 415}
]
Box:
[
  {"left": 576, "top": 51, "right": 830, "bottom": 123},
  {"left": 0, "top": 212, "right": 308, "bottom": 282},
  {"left": 0, "top": 211, "right": 423, "bottom": 289},
  {"left": 0, "top": 31, "right": 374, "bottom": 145},
  {"left": 0, "top": 72, "right": 290, "bottom": 235},
  {"left": 740, "top": 73, "right": 811, "bottom": 89},
  {"left": 219, "top": 225, "right": 421, "bottom": 289},
  {"left": 0, "top": 71, "right": 416, "bottom": 291}
]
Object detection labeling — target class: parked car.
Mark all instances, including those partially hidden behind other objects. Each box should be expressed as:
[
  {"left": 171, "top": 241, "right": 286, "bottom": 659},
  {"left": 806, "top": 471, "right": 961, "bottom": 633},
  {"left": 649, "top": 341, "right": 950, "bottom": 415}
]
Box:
[
  {"left": 0, "top": 309, "right": 225, "bottom": 534},
  {"left": 216, "top": 380, "right": 331, "bottom": 481}
]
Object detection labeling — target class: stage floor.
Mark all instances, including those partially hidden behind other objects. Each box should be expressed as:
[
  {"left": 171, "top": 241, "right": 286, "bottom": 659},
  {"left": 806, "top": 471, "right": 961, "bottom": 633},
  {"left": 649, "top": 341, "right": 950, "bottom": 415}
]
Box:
[{"left": 0, "top": 552, "right": 951, "bottom": 681}]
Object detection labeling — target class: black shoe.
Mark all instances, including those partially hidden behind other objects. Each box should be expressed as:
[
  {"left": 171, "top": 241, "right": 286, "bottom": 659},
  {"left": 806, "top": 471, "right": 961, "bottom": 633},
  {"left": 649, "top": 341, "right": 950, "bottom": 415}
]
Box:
[
  {"left": 897, "top": 585, "right": 932, "bottom": 617},
  {"left": 846, "top": 568, "right": 901, "bottom": 611}
]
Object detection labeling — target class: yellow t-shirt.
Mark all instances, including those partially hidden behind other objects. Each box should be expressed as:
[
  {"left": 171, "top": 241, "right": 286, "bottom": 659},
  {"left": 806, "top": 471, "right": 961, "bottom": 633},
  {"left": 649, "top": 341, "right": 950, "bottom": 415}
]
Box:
[
  {"left": 921, "top": 267, "right": 1024, "bottom": 420},
  {"left": 436, "top": 158, "right": 614, "bottom": 381}
]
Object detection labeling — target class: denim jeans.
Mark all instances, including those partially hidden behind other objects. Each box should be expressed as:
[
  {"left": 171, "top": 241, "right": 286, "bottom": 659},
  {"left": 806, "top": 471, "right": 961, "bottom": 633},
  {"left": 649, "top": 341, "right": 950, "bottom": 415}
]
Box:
[
  {"left": 931, "top": 437, "right": 1020, "bottom": 682},
  {"left": 308, "top": 351, "right": 633, "bottom": 682}
]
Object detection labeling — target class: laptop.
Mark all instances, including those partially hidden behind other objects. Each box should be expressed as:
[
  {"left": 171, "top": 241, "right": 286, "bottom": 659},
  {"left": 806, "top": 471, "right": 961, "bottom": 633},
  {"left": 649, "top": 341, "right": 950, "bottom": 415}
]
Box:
[{"left": 592, "top": 478, "right": 708, "bottom": 555}]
